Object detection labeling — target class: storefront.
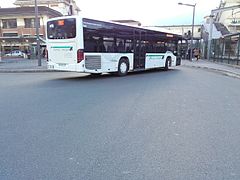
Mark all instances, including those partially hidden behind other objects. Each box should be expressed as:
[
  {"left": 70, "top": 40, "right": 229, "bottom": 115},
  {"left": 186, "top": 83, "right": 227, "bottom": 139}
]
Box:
[{"left": 0, "top": 36, "right": 45, "bottom": 59}]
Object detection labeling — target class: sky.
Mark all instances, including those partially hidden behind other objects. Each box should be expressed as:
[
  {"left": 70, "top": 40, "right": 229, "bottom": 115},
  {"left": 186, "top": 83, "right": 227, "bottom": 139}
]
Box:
[{"left": 0, "top": 0, "right": 221, "bottom": 26}]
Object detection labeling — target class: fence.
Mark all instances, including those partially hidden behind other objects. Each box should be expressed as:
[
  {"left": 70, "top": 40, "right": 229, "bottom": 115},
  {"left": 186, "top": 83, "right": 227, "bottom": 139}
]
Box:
[{"left": 212, "top": 33, "right": 240, "bottom": 65}]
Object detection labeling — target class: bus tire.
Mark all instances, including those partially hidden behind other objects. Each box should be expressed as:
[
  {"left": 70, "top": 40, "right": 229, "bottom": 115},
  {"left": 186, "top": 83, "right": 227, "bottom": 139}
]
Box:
[
  {"left": 118, "top": 58, "right": 129, "bottom": 76},
  {"left": 164, "top": 57, "right": 171, "bottom": 71},
  {"left": 90, "top": 73, "right": 102, "bottom": 76}
]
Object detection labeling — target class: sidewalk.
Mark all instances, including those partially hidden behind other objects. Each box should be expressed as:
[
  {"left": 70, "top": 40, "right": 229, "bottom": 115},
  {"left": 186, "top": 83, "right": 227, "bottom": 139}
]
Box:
[
  {"left": 0, "top": 58, "right": 51, "bottom": 73},
  {"left": 182, "top": 59, "right": 240, "bottom": 79}
]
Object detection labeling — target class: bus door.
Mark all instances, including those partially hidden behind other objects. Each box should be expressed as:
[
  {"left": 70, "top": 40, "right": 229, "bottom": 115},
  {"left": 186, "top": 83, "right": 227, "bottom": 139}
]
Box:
[{"left": 133, "top": 31, "right": 146, "bottom": 69}]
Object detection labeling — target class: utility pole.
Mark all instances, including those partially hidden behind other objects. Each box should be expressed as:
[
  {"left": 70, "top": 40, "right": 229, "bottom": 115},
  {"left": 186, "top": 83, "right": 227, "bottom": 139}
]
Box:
[
  {"left": 191, "top": 4, "right": 196, "bottom": 61},
  {"left": 35, "top": 0, "right": 41, "bottom": 66}
]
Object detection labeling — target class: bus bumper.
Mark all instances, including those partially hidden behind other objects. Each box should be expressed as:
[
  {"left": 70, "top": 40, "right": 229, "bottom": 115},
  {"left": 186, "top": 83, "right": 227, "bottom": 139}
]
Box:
[{"left": 47, "top": 62, "right": 83, "bottom": 72}]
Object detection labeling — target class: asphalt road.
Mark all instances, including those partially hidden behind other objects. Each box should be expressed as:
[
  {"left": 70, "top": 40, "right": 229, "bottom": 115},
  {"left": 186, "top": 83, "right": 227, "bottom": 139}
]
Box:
[{"left": 0, "top": 67, "right": 240, "bottom": 180}]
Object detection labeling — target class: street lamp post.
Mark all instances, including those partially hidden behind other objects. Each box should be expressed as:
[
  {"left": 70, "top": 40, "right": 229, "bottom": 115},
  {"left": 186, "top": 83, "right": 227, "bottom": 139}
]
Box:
[
  {"left": 35, "top": 0, "right": 41, "bottom": 66},
  {"left": 178, "top": 2, "right": 196, "bottom": 61}
]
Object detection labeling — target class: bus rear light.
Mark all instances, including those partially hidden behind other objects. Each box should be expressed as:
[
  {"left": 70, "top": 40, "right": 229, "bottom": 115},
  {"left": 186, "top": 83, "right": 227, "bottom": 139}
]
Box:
[{"left": 77, "top": 49, "right": 84, "bottom": 63}]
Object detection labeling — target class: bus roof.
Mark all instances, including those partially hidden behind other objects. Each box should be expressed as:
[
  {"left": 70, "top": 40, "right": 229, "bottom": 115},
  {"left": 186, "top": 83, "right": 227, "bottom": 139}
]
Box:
[
  {"left": 47, "top": 15, "right": 183, "bottom": 40},
  {"left": 84, "top": 18, "right": 182, "bottom": 40}
]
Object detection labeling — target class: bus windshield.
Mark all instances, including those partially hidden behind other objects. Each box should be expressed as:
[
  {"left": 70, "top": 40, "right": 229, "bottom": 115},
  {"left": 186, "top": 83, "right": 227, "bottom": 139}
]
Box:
[{"left": 47, "top": 18, "right": 76, "bottom": 39}]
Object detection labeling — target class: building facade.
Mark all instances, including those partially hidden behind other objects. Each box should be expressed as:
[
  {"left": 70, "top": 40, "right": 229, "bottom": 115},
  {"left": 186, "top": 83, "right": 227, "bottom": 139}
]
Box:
[
  {"left": 0, "top": 6, "right": 62, "bottom": 55},
  {"left": 215, "top": 0, "right": 240, "bottom": 33},
  {"left": 150, "top": 25, "right": 202, "bottom": 39},
  {"left": 14, "top": 0, "right": 80, "bottom": 15},
  {"left": 111, "top": 20, "right": 141, "bottom": 26},
  {"left": 0, "top": 0, "right": 80, "bottom": 57}
]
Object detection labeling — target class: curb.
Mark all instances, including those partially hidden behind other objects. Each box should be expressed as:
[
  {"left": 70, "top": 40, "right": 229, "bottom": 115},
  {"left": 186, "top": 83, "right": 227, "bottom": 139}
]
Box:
[
  {"left": 183, "top": 64, "right": 240, "bottom": 79},
  {"left": 208, "top": 60, "right": 240, "bottom": 70},
  {"left": 0, "top": 69, "right": 60, "bottom": 73}
]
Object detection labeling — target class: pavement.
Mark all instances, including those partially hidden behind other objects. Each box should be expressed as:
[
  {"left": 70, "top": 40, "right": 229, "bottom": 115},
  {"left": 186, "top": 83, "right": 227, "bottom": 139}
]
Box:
[
  {"left": 0, "top": 58, "right": 50, "bottom": 73},
  {"left": 182, "top": 59, "right": 240, "bottom": 79},
  {"left": 1, "top": 57, "right": 240, "bottom": 78}
]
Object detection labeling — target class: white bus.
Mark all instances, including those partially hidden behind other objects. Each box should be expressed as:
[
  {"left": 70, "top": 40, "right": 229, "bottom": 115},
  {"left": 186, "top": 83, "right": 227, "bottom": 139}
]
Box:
[{"left": 46, "top": 16, "right": 182, "bottom": 76}]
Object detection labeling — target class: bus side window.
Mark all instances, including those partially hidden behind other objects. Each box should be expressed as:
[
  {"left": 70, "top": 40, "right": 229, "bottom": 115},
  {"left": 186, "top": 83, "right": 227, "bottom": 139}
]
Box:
[
  {"left": 102, "top": 37, "right": 115, "bottom": 53},
  {"left": 116, "top": 38, "right": 125, "bottom": 52},
  {"left": 125, "top": 39, "right": 133, "bottom": 52},
  {"left": 97, "top": 37, "right": 106, "bottom": 52},
  {"left": 84, "top": 36, "right": 97, "bottom": 52},
  {"left": 107, "top": 44, "right": 115, "bottom": 52},
  {"left": 126, "top": 46, "right": 132, "bottom": 53},
  {"left": 146, "top": 41, "right": 155, "bottom": 53},
  {"left": 156, "top": 42, "right": 166, "bottom": 53},
  {"left": 117, "top": 41, "right": 124, "bottom": 52}
]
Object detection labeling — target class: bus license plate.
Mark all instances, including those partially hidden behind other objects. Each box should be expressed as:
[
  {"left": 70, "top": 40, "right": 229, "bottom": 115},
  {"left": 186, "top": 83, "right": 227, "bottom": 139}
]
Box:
[
  {"left": 58, "top": 63, "right": 67, "bottom": 67},
  {"left": 48, "top": 65, "right": 54, "bottom": 69}
]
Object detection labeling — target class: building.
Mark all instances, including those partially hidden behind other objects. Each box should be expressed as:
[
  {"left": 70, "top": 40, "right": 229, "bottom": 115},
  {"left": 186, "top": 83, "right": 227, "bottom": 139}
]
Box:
[
  {"left": 0, "top": 6, "right": 62, "bottom": 55},
  {"left": 148, "top": 25, "right": 202, "bottom": 39},
  {"left": 14, "top": 0, "right": 80, "bottom": 15},
  {"left": 111, "top": 20, "right": 141, "bottom": 26},
  {"left": 0, "top": 0, "right": 80, "bottom": 57},
  {"left": 201, "top": 19, "right": 230, "bottom": 58},
  {"left": 200, "top": 0, "right": 239, "bottom": 58},
  {"left": 215, "top": 0, "right": 240, "bottom": 33}
]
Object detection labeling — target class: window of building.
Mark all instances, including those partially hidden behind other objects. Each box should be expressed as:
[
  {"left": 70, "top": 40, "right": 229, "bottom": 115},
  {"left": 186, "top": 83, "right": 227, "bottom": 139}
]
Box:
[
  {"left": 3, "top": 33, "right": 18, "bottom": 37},
  {"left": 50, "top": 4, "right": 59, "bottom": 7},
  {"left": 24, "top": 18, "right": 40, "bottom": 28},
  {"left": 23, "top": 34, "right": 31, "bottom": 37},
  {"left": 236, "top": 26, "right": 240, "bottom": 31},
  {"left": 2, "top": 19, "right": 17, "bottom": 29}
]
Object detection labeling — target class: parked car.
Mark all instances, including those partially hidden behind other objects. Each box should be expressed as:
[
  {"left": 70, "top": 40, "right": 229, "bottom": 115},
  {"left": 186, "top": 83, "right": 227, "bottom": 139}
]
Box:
[{"left": 5, "top": 50, "right": 26, "bottom": 57}]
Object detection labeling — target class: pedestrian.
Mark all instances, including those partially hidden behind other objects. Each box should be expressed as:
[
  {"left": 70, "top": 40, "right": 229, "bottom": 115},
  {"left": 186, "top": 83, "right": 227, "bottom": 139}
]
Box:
[
  {"left": 42, "top": 48, "right": 46, "bottom": 58},
  {"left": 193, "top": 48, "right": 200, "bottom": 61}
]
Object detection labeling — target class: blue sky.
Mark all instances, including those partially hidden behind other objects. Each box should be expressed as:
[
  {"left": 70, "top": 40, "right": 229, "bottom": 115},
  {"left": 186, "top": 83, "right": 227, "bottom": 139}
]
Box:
[{"left": 0, "top": 0, "right": 221, "bottom": 25}]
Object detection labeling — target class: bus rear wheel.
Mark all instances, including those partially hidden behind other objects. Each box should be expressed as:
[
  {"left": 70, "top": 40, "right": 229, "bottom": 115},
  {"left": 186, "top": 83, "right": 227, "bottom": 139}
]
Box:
[
  {"left": 118, "top": 58, "right": 129, "bottom": 76},
  {"left": 90, "top": 73, "right": 102, "bottom": 76}
]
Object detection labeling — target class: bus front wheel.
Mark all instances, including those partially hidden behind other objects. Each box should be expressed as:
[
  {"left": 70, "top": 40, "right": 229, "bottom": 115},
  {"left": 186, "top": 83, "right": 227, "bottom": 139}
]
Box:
[
  {"left": 164, "top": 57, "right": 171, "bottom": 71},
  {"left": 118, "top": 58, "right": 129, "bottom": 76}
]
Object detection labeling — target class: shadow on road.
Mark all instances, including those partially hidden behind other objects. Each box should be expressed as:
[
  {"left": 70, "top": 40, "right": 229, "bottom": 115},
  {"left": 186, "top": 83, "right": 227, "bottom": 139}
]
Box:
[{"left": 52, "top": 68, "right": 180, "bottom": 82}]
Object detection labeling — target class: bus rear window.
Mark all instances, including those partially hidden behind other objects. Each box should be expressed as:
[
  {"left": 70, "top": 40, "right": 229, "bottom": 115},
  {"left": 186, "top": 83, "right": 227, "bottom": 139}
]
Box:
[{"left": 47, "top": 18, "right": 76, "bottom": 39}]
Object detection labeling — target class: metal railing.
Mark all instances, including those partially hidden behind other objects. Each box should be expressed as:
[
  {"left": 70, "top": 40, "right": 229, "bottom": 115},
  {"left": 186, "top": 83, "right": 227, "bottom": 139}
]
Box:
[{"left": 211, "top": 33, "right": 240, "bottom": 65}]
